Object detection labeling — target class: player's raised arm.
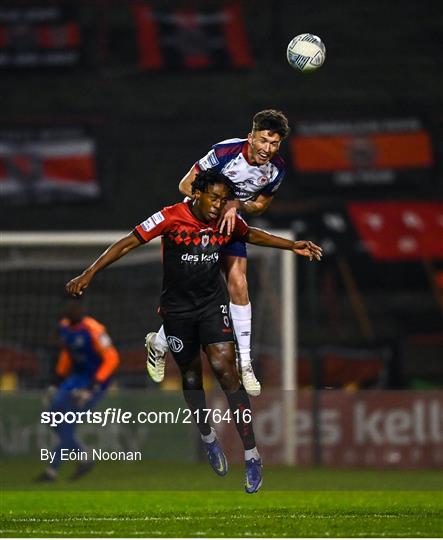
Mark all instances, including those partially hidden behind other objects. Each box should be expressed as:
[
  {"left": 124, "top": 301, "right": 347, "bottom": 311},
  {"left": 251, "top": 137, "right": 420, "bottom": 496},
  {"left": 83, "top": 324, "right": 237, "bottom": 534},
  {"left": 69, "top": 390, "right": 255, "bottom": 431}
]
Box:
[
  {"left": 66, "top": 232, "right": 141, "bottom": 297},
  {"left": 245, "top": 227, "right": 323, "bottom": 261},
  {"left": 240, "top": 194, "right": 274, "bottom": 216},
  {"left": 219, "top": 194, "right": 275, "bottom": 235},
  {"left": 178, "top": 165, "right": 198, "bottom": 197}
]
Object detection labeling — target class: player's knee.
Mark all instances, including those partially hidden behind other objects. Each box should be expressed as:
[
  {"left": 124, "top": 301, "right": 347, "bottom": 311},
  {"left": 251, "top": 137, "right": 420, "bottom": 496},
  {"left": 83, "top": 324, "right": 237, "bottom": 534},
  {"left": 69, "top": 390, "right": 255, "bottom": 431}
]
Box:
[
  {"left": 181, "top": 370, "right": 202, "bottom": 390},
  {"left": 208, "top": 345, "right": 239, "bottom": 392},
  {"left": 219, "top": 372, "right": 241, "bottom": 393},
  {"left": 208, "top": 344, "right": 232, "bottom": 371}
]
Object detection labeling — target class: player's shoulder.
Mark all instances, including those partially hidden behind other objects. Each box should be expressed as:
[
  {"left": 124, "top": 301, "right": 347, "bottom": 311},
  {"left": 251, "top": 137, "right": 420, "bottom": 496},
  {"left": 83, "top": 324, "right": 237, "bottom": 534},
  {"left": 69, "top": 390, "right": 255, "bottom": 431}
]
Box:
[
  {"left": 212, "top": 138, "right": 246, "bottom": 155},
  {"left": 270, "top": 153, "right": 286, "bottom": 171},
  {"left": 82, "top": 316, "right": 106, "bottom": 335},
  {"left": 215, "top": 137, "right": 246, "bottom": 146},
  {"left": 161, "top": 201, "right": 189, "bottom": 218},
  {"left": 143, "top": 204, "right": 177, "bottom": 224},
  {"left": 233, "top": 212, "right": 249, "bottom": 236},
  {"left": 235, "top": 213, "right": 249, "bottom": 227}
]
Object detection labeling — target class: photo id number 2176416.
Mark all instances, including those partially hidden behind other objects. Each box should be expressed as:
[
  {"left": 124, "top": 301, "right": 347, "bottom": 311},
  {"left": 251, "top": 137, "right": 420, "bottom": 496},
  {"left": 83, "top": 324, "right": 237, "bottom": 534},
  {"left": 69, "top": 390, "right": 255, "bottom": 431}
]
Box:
[{"left": 185, "top": 408, "right": 251, "bottom": 424}]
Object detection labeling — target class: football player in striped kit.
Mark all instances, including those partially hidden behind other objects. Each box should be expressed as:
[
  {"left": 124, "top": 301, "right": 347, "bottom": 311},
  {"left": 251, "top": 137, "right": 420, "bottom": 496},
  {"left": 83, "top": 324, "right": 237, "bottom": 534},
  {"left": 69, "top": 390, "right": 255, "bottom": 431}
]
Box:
[{"left": 146, "top": 109, "right": 290, "bottom": 396}]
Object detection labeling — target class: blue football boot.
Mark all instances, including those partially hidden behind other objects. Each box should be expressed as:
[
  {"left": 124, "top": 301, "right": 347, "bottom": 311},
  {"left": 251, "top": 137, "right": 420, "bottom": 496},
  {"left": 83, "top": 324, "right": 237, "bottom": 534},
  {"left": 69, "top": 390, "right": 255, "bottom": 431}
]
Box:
[
  {"left": 204, "top": 438, "right": 228, "bottom": 477},
  {"left": 245, "top": 457, "right": 262, "bottom": 493}
]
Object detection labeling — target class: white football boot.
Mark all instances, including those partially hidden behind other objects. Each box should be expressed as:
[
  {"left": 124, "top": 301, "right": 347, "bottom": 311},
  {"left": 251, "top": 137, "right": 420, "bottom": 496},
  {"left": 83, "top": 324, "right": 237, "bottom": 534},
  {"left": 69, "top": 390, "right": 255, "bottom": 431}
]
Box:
[
  {"left": 240, "top": 360, "right": 261, "bottom": 397},
  {"left": 145, "top": 332, "right": 167, "bottom": 383}
]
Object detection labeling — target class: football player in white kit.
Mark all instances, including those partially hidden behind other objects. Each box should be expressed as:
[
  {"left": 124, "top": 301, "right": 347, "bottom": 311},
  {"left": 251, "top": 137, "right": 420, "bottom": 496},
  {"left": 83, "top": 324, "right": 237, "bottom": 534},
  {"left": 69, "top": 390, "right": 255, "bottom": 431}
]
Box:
[{"left": 146, "top": 109, "right": 290, "bottom": 396}]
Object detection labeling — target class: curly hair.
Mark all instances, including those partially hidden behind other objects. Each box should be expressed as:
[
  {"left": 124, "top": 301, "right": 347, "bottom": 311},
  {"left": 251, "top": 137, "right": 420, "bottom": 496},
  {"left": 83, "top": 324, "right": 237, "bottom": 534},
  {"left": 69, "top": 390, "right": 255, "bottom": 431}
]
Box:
[
  {"left": 252, "top": 109, "right": 290, "bottom": 139},
  {"left": 191, "top": 169, "right": 236, "bottom": 199}
]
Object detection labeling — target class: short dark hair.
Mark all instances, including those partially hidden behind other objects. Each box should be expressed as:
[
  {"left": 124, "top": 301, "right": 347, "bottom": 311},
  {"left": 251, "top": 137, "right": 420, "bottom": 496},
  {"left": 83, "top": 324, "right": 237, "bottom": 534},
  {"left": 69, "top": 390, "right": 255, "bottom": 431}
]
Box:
[
  {"left": 252, "top": 109, "right": 290, "bottom": 139},
  {"left": 191, "top": 169, "right": 235, "bottom": 199}
]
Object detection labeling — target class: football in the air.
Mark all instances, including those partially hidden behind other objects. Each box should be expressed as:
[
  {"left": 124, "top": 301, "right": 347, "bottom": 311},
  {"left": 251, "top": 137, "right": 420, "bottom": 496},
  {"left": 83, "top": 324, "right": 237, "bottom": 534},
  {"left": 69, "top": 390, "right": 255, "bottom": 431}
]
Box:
[{"left": 286, "top": 33, "right": 326, "bottom": 72}]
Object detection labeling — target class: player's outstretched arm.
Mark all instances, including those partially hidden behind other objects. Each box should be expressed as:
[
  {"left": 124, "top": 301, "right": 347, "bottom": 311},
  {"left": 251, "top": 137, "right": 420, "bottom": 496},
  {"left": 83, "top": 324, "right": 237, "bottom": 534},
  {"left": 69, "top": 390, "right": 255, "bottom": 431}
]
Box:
[
  {"left": 66, "top": 233, "right": 141, "bottom": 296},
  {"left": 245, "top": 227, "right": 322, "bottom": 261}
]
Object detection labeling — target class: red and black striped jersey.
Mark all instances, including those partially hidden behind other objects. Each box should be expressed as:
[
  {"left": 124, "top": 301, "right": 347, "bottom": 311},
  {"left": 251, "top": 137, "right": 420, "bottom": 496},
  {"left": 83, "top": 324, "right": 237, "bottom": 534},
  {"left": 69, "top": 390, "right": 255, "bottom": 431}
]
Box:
[{"left": 133, "top": 201, "right": 249, "bottom": 315}]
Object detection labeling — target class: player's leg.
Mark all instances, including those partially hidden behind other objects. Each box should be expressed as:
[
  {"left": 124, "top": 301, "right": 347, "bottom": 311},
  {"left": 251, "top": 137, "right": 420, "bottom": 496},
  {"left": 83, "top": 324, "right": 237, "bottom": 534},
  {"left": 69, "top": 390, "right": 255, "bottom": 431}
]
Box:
[
  {"left": 200, "top": 308, "right": 262, "bottom": 492},
  {"left": 163, "top": 315, "right": 228, "bottom": 476},
  {"left": 204, "top": 341, "right": 263, "bottom": 493},
  {"left": 53, "top": 420, "right": 88, "bottom": 475},
  {"left": 69, "top": 386, "right": 107, "bottom": 480},
  {"left": 36, "top": 385, "right": 85, "bottom": 481},
  {"left": 145, "top": 325, "right": 169, "bottom": 383},
  {"left": 222, "top": 243, "right": 261, "bottom": 396}
]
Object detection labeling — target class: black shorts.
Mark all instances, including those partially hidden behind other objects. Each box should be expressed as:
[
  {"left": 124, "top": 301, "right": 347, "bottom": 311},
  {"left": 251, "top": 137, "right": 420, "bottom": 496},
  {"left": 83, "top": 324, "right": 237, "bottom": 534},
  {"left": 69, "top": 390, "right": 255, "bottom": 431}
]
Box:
[{"left": 162, "top": 302, "right": 234, "bottom": 366}]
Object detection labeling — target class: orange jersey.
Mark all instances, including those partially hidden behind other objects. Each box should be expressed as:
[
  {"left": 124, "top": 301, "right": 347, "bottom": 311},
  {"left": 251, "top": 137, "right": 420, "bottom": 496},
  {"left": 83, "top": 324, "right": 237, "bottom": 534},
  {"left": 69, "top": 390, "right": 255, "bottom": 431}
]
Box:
[{"left": 56, "top": 316, "right": 119, "bottom": 384}]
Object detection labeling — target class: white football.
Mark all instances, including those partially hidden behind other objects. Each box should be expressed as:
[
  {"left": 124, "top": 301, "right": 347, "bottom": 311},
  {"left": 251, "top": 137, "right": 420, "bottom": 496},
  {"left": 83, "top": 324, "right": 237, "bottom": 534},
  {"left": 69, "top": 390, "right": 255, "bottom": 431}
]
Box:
[{"left": 286, "top": 33, "right": 326, "bottom": 72}]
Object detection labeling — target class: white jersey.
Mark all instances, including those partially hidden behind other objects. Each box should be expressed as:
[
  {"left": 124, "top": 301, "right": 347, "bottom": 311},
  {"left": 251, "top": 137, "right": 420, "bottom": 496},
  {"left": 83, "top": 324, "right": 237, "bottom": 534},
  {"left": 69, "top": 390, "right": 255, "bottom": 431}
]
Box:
[{"left": 195, "top": 138, "right": 285, "bottom": 201}]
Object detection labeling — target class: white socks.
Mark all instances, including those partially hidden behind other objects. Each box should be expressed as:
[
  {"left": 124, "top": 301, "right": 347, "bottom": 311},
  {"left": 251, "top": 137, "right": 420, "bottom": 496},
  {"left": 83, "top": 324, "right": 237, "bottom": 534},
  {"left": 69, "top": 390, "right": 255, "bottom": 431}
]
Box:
[
  {"left": 201, "top": 427, "right": 217, "bottom": 444},
  {"left": 155, "top": 325, "right": 168, "bottom": 354},
  {"left": 202, "top": 428, "right": 260, "bottom": 462},
  {"left": 229, "top": 302, "right": 252, "bottom": 368},
  {"left": 244, "top": 447, "right": 260, "bottom": 461}
]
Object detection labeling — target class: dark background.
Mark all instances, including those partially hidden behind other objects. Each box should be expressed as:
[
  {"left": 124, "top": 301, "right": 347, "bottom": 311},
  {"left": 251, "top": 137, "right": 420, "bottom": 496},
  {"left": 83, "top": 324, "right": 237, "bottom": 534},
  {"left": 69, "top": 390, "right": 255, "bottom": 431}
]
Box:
[{"left": 1, "top": 0, "right": 442, "bottom": 230}]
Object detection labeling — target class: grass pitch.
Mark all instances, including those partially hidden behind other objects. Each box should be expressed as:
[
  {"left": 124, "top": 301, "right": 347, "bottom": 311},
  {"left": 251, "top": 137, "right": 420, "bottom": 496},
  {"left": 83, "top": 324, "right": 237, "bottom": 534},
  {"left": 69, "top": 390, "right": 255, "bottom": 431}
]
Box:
[{"left": 1, "top": 461, "right": 442, "bottom": 537}]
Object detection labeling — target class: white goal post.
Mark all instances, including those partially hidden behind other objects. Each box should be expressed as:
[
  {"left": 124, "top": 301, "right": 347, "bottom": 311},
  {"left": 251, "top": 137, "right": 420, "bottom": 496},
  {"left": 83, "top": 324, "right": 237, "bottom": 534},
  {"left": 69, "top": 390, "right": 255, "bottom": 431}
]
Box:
[{"left": 1, "top": 230, "right": 298, "bottom": 465}]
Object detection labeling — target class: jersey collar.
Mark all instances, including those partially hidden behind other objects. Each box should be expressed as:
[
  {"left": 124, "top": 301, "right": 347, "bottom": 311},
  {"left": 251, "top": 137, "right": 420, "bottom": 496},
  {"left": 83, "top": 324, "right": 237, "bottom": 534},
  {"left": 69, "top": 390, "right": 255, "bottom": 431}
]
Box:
[{"left": 242, "top": 140, "right": 256, "bottom": 166}]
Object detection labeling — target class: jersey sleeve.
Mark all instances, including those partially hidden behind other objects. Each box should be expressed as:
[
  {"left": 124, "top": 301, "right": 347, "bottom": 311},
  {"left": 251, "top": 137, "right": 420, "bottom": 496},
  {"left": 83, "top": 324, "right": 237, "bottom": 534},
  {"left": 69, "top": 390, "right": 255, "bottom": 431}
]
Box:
[
  {"left": 55, "top": 349, "right": 72, "bottom": 378},
  {"left": 94, "top": 334, "right": 119, "bottom": 384},
  {"left": 195, "top": 147, "right": 222, "bottom": 172},
  {"left": 133, "top": 208, "right": 171, "bottom": 243},
  {"left": 84, "top": 318, "right": 120, "bottom": 384},
  {"left": 232, "top": 214, "right": 249, "bottom": 240},
  {"left": 195, "top": 140, "right": 244, "bottom": 173}
]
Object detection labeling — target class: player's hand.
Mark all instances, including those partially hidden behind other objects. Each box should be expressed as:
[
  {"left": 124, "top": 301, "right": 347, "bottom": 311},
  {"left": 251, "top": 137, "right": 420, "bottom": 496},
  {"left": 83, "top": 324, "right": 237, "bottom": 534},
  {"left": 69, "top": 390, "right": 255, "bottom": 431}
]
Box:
[
  {"left": 218, "top": 205, "right": 238, "bottom": 235},
  {"left": 65, "top": 272, "right": 92, "bottom": 297},
  {"left": 71, "top": 388, "right": 93, "bottom": 408},
  {"left": 43, "top": 385, "right": 58, "bottom": 407},
  {"left": 292, "top": 240, "right": 323, "bottom": 261}
]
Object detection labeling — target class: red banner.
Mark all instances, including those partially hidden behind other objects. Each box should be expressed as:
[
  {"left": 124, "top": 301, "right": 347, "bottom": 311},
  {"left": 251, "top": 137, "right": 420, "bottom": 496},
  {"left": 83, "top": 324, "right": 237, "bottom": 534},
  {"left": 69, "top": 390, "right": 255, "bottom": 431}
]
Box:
[
  {"left": 0, "top": 126, "right": 99, "bottom": 205},
  {"left": 348, "top": 201, "right": 443, "bottom": 260},
  {"left": 212, "top": 390, "right": 443, "bottom": 468},
  {"left": 0, "top": 5, "right": 82, "bottom": 68},
  {"left": 132, "top": 2, "right": 253, "bottom": 70}
]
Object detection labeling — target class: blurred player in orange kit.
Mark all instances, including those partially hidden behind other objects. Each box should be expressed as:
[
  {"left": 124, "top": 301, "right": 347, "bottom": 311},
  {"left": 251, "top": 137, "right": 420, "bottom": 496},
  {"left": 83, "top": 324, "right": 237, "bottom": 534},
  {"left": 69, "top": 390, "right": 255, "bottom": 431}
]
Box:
[{"left": 36, "top": 297, "right": 119, "bottom": 481}]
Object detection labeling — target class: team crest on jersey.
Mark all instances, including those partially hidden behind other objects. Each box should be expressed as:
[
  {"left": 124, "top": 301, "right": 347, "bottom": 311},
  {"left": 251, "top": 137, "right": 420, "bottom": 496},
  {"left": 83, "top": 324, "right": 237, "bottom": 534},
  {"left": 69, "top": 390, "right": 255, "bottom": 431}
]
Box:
[
  {"left": 201, "top": 234, "right": 210, "bottom": 247},
  {"left": 257, "top": 176, "right": 268, "bottom": 185}
]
